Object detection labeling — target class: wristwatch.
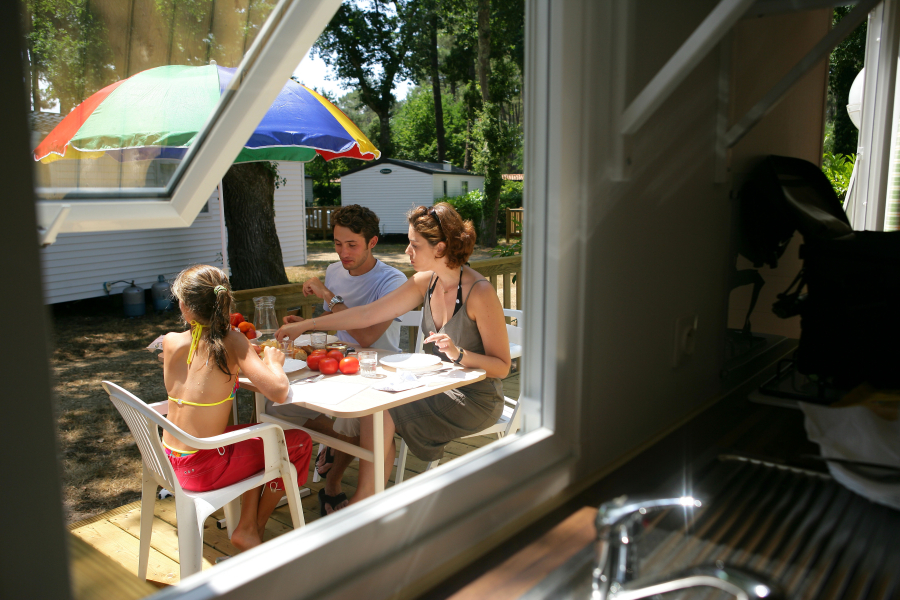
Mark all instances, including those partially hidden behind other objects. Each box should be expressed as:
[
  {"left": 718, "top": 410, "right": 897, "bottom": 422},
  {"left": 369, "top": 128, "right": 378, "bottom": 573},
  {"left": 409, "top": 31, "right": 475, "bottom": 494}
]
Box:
[
  {"left": 327, "top": 295, "right": 344, "bottom": 310},
  {"left": 454, "top": 347, "right": 465, "bottom": 365}
]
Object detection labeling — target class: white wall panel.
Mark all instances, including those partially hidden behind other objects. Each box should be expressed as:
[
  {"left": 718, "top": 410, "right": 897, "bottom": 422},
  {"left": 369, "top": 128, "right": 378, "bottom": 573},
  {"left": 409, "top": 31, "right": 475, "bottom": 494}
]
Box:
[
  {"left": 342, "top": 167, "right": 433, "bottom": 234},
  {"left": 41, "top": 161, "right": 307, "bottom": 303},
  {"left": 274, "top": 161, "right": 307, "bottom": 267}
]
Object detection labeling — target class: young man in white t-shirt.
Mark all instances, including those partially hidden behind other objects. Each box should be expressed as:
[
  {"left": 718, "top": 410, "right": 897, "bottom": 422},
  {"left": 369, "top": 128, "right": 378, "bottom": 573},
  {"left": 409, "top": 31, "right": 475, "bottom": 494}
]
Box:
[{"left": 273, "top": 205, "right": 407, "bottom": 514}]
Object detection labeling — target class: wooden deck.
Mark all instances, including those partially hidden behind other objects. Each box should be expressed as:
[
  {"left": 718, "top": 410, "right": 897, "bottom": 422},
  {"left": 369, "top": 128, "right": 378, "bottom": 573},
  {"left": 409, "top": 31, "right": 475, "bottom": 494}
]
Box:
[{"left": 69, "top": 372, "right": 520, "bottom": 592}]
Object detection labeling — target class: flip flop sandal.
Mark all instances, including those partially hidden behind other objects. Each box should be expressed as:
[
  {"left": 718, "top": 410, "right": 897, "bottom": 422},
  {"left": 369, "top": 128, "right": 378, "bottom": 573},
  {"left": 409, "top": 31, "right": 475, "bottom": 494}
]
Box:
[
  {"left": 318, "top": 488, "right": 349, "bottom": 517},
  {"left": 316, "top": 445, "right": 335, "bottom": 479}
]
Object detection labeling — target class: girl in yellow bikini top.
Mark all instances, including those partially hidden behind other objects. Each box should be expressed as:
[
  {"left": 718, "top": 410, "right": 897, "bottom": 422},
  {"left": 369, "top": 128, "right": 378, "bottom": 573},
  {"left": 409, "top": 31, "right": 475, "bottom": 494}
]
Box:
[
  {"left": 161, "top": 265, "right": 289, "bottom": 457},
  {"left": 166, "top": 320, "right": 239, "bottom": 408}
]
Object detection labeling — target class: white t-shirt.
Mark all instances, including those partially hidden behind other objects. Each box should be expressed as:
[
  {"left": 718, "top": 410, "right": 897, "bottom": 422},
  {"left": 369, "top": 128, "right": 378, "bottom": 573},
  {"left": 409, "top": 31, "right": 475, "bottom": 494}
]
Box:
[{"left": 323, "top": 259, "right": 408, "bottom": 351}]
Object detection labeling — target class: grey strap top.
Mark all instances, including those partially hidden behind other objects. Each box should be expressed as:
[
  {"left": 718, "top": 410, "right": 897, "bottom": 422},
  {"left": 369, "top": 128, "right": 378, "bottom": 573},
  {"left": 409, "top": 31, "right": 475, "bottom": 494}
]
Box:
[{"left": 422, "top": 272, "right": 491, "bottom": 360}]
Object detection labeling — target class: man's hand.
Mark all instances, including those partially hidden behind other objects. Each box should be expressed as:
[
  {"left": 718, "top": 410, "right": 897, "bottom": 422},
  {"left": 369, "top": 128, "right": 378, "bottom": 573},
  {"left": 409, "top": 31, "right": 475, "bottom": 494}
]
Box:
[
  {"left": 303, "top": 277, "right": 330, "bottom": 300},
  {"left": 283, "top": 314, "right": 303, "bottom": 324}
]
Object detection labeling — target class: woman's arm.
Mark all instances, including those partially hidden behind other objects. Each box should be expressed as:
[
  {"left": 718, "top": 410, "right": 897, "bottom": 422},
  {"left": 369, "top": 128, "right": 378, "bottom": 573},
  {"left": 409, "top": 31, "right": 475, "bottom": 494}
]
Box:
[
  {"left": 275, "top": 274, "right": 428, "bottom": 341},
  {"left": 423, "top": 281, "right": 511, "bottom": 379},
  {"left": 228, "top": 331, "right": 291, "bottom": 403}
]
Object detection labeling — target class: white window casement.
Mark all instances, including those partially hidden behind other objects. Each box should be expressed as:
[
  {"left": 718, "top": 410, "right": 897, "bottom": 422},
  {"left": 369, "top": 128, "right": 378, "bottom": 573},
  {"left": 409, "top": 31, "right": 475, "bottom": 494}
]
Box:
[
  {"left": 151, "top": 1, "right": 582, "bottom": 598},
  {"left": 23, "top": 0, "right": 584, "bottom": 598}
]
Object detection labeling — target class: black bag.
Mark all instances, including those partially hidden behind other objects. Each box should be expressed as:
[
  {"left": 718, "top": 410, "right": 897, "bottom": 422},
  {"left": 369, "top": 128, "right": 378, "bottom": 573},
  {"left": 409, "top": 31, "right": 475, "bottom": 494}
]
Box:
[{"left": 797, "top": 231, "right": 900, "bottom": 388}]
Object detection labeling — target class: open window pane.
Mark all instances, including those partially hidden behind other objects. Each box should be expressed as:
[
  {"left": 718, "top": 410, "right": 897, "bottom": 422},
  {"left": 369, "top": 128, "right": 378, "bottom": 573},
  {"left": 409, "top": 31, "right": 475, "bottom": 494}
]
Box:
[{"left": 26, "top": 0, "right": 280, "bottom": 193}]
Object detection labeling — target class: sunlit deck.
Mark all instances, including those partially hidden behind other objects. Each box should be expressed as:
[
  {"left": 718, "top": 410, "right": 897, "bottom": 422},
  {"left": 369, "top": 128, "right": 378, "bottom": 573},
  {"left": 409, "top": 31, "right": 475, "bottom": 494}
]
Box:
[{"left": 69, "top": 372, "right": 520, "bottom": 593}]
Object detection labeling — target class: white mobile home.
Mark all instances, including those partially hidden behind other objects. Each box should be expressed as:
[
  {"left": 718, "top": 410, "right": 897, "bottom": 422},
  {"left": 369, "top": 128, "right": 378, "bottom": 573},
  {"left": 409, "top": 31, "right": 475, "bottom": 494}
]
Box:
[
  {"left": 31, "top": 116, "right": 309, "bottom": 303},
  {"left": 340, "top": 158, "right": 484, "bottom": 234}
]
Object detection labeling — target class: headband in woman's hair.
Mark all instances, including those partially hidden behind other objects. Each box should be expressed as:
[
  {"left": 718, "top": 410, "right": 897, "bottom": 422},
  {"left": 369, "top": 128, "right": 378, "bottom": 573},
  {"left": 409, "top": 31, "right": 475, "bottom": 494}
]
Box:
[{"left": 214, "top": 285, "right": 227, "bottom": 295}]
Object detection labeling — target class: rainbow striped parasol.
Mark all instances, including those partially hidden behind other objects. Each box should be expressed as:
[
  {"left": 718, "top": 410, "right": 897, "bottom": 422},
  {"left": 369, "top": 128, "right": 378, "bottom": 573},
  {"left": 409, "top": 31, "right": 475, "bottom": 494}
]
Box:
[{"left": 34, "top": 64, "right": 379, "bottom": 165}]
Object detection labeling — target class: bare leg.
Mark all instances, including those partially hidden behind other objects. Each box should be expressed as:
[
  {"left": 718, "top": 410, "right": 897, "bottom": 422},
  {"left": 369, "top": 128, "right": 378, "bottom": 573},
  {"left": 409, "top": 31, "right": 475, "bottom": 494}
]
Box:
[
  {"left": 351, "top": 411, "right": 395, "bottom": 505},
  {"left": 230, "top": 486, "right": 264, "bottom": 552},
  {"left": 303, "top": 415, "right": 359, "bottom": 500},
  {"left": 255, "top": 484, "right": 286, "bottom": 541}
]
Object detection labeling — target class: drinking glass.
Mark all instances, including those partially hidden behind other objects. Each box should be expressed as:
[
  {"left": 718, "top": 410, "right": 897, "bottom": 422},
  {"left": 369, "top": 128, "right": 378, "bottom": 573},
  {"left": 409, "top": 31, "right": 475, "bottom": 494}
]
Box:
[
  {"left": 358, "top": 351, "right": 378, "bottom": 377},
  {"left": 278, "top": 336, "right": 293, "bottom": 354},
  {"left": 311, "top": 331, "right": 327, "bottom": 350},
  {"left": 253, "top": 296, "right": 278, "bottom": 341}
]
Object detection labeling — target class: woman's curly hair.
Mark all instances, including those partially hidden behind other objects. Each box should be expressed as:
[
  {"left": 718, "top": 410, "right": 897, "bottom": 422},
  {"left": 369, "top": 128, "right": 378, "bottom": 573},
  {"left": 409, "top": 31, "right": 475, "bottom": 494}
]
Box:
[{"left": 407, "top": 202, "right": 476, "bottom": 269}]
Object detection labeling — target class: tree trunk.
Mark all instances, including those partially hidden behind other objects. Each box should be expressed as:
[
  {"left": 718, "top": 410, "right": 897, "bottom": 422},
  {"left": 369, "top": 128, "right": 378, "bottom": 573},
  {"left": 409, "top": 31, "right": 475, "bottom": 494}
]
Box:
[
  {"left": 221, "top": 163, "right": 290, "bottom": 290},
  {"left": 430, "top": 13, "right": 446, "bottom": 162},
  {"left": 464, "top": 115, "right": 472, "bottom": 171},
  {"left": 482, "top": 170, "right": 502, "bottom": 247},
  {"left": 379, "top": 112, "right": 392, "bottom": 157},
  {"left": 477, "top": 0, "right": 492, "bottom": 103}
]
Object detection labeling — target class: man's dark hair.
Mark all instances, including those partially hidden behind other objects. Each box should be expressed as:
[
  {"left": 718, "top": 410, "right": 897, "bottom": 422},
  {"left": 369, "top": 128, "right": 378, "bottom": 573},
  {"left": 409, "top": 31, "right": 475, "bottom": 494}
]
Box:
[{"left": 332, "top": 204, "right": 380, "bottom": 243}]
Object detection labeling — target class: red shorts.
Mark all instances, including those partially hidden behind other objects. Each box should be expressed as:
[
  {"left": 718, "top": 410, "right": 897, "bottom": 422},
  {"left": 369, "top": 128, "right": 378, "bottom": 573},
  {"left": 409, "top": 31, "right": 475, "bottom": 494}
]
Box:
[{"left": 167, "top": 424, "right": 312, "bottom": 493}]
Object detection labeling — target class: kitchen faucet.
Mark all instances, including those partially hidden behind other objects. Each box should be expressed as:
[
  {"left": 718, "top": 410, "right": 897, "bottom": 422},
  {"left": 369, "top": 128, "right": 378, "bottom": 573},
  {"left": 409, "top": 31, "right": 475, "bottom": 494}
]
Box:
[{"left": 592, "top": 495, "right": 783, "bottom": 600}]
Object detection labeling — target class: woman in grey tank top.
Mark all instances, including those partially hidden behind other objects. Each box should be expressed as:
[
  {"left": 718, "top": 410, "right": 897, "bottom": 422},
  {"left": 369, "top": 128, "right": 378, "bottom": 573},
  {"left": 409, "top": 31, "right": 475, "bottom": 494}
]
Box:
[{"left": 275, "top": 202, "right": 511, "bottom": 506}]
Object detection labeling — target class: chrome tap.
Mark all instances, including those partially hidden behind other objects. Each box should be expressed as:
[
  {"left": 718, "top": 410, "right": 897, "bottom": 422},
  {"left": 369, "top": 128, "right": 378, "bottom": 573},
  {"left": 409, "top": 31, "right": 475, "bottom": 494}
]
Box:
[{"left": 592, "top": 495, "right": 782, "bottom": 600}]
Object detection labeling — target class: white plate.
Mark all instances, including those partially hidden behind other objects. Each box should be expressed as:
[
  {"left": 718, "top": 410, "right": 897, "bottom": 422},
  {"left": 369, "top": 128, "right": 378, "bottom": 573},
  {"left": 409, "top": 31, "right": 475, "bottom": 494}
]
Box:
[
  {"left": 292, "top": 334, "right": 340, "bottom": 346},
  {"left": 282, "top": 358, "right": 307, "bottom": 373},
  {"left": 379, "top": 353, "right": 442, "bottom": 372}
]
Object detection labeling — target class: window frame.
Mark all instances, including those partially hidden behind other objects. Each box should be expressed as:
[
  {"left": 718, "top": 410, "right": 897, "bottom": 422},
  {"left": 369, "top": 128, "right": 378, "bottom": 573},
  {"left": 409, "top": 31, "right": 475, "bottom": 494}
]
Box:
[
  {"left": 34, "top": 0, "right": 343, "bottom": 235},
  {"left": 149, "top": 1, "right": 587, "bottom": 598}
]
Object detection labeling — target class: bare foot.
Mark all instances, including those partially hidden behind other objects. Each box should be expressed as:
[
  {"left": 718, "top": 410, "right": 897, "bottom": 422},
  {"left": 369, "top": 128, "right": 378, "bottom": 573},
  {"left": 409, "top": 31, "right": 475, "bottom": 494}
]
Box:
[{"left": 230, "top": 525, "right": 262, "bottom": 552}]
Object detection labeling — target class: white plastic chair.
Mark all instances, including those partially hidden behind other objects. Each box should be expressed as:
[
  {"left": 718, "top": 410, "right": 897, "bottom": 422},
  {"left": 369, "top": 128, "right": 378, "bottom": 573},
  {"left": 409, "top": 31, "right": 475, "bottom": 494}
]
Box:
[
  {"left": 394, "top": 395, "right": 522, "bottom": 484},
  {"left": 101, "top": 381, "right": 306, "bottom": 580},
  {"left": 504, "top": 308, "right": 523, "bottom": 361},
  {"left": 394, "top": 309, "right": 424, "bottom": 354}
]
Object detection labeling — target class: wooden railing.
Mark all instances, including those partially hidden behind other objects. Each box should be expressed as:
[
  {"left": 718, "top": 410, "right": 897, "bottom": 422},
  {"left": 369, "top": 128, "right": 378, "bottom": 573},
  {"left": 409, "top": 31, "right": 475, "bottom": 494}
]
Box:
[
  {"left": 233, "top": 255, "right": 522, "bottom": 348},
  {"left": 306, "top": 206, "right": 336, "bottom": 240},
  {"left": 505, "top": 208, "right": 523, "bottom": 240}
]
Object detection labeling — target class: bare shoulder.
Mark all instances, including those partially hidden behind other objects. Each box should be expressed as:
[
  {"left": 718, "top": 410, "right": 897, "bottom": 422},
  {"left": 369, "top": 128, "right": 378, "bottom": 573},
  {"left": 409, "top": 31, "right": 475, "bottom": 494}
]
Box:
[
  {"left": 163, "top": 330, "right": 190, "bottom": 349},
  {"left": 411, "top": 270, "right": 435, "bottom": 292},
  {"left": 224, "top": 329, "right": 251, "bottom": 351},
  {"left": 464, "top": 272, "right": 500, "bottom": 309}
]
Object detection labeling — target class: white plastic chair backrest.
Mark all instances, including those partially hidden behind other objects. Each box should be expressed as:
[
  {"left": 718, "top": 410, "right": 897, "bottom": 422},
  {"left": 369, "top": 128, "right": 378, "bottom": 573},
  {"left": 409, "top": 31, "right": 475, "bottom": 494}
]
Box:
[
  {"left": 503, "top": 309, "right": 523, "bottom": 357},
  {"left": 503, "top": 397, "right": 522, "bottom": 436},
  {"left": 101, "top": 381, "right": 181, "bottom": 493},
  {"left": 395, "top": 309, "right": 424, "bottom": 353}
]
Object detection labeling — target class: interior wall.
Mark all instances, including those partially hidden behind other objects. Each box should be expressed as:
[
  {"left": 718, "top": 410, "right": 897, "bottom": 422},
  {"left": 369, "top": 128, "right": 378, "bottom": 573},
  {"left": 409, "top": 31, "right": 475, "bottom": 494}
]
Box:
[
  {"left": 563, "top": 1, "right": 831, "bottom": 480},
  {"left": 726, "top": 10, "right": 832, "bottom": 339}
]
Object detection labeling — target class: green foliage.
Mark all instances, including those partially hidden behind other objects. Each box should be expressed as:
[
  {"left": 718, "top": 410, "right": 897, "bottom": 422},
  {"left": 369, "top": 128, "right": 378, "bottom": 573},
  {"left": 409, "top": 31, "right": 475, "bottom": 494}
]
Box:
[
  {"left": 472, "top": 101, "right": 520, "bottom": 244},
  {"left": 822, "top": 151, "right": 855, "bottom": 204},
  {"left": 828, "top": 7, "right": 866, "bottom": 157},
  {"left": 304, "top": 155, "right": 359, "bottom": 206},
  {"left": 24, "top": 0, "right": 116, "bottom": 113},
  {"left": 443, "top": 190, "right": 484, "bottom": 235},
  {"left": 489, "top": 238, "right": 521, "bottom": 257},
  {"left": 312, "top": 1, "right": 422, "bottom": 156},
  {"left": 262, "top": 162, "right": 287, "bottom": 189},
  {"left": 393, "top": 85, "right": 469, "bottom": 165}
]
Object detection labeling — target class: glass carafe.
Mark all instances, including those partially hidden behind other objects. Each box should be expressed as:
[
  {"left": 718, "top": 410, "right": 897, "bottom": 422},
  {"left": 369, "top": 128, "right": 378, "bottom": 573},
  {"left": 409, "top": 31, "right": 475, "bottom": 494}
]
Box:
[{"left": 253, "top": 296, "right": 278, "bottom": 341}]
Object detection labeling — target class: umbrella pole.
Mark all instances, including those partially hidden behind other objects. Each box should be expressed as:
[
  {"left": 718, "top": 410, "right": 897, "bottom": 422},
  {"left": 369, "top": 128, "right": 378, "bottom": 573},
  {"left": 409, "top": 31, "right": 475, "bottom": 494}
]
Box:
[{"left": 218, "top": 180, "right": 230, "bottom": 276}]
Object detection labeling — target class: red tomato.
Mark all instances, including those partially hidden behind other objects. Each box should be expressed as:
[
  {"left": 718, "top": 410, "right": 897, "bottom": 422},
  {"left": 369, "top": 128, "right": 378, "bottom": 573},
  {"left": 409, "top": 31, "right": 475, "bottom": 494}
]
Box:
[
  {"left": 230, "top": 313, "right": 244, "bottom": 327},
  {"left": 339, "top": 356, "right": 359, "bottom": 375},
  {"left": 326, "top": 349, "right": 345, "bottom": 362},
  {"left": 318, "top": 357, "right": 339, "bottom": 375},
  {"left": 306, "top": 354, "right": 323, "bottom": 371},
  {"left": 310, "top": 349, "right": 327, "bottom": 357}
]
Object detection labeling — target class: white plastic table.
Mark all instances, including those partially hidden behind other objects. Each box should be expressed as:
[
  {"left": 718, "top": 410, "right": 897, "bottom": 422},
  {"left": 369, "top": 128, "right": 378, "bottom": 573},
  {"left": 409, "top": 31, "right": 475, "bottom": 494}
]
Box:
[{"left": 239, "top": 349, "right": 486, "bottom": 493}]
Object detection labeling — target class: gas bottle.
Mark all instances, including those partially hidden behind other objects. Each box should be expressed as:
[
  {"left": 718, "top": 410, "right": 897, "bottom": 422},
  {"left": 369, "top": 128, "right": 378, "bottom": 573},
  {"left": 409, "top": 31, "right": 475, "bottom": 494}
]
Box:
[
  {"left": 122, "top": 281, "right": 146, "bottom": 317},
  {"left": 151, "top": 275, "right": 173, "bottom": 311}
]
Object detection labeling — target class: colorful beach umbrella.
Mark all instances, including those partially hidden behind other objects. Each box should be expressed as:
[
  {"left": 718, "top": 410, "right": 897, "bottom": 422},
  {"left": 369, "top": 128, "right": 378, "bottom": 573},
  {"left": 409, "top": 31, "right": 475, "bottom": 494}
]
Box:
[{"left": 34, "top": 64, "right": 380, "bottom": 165}]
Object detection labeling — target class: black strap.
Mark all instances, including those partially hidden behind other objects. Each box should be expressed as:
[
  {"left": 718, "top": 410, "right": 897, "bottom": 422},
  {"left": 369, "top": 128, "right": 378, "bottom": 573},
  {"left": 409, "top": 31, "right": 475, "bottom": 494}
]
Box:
[{"left": 428, "top": 268, "right": 465, "bottom": 317}]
